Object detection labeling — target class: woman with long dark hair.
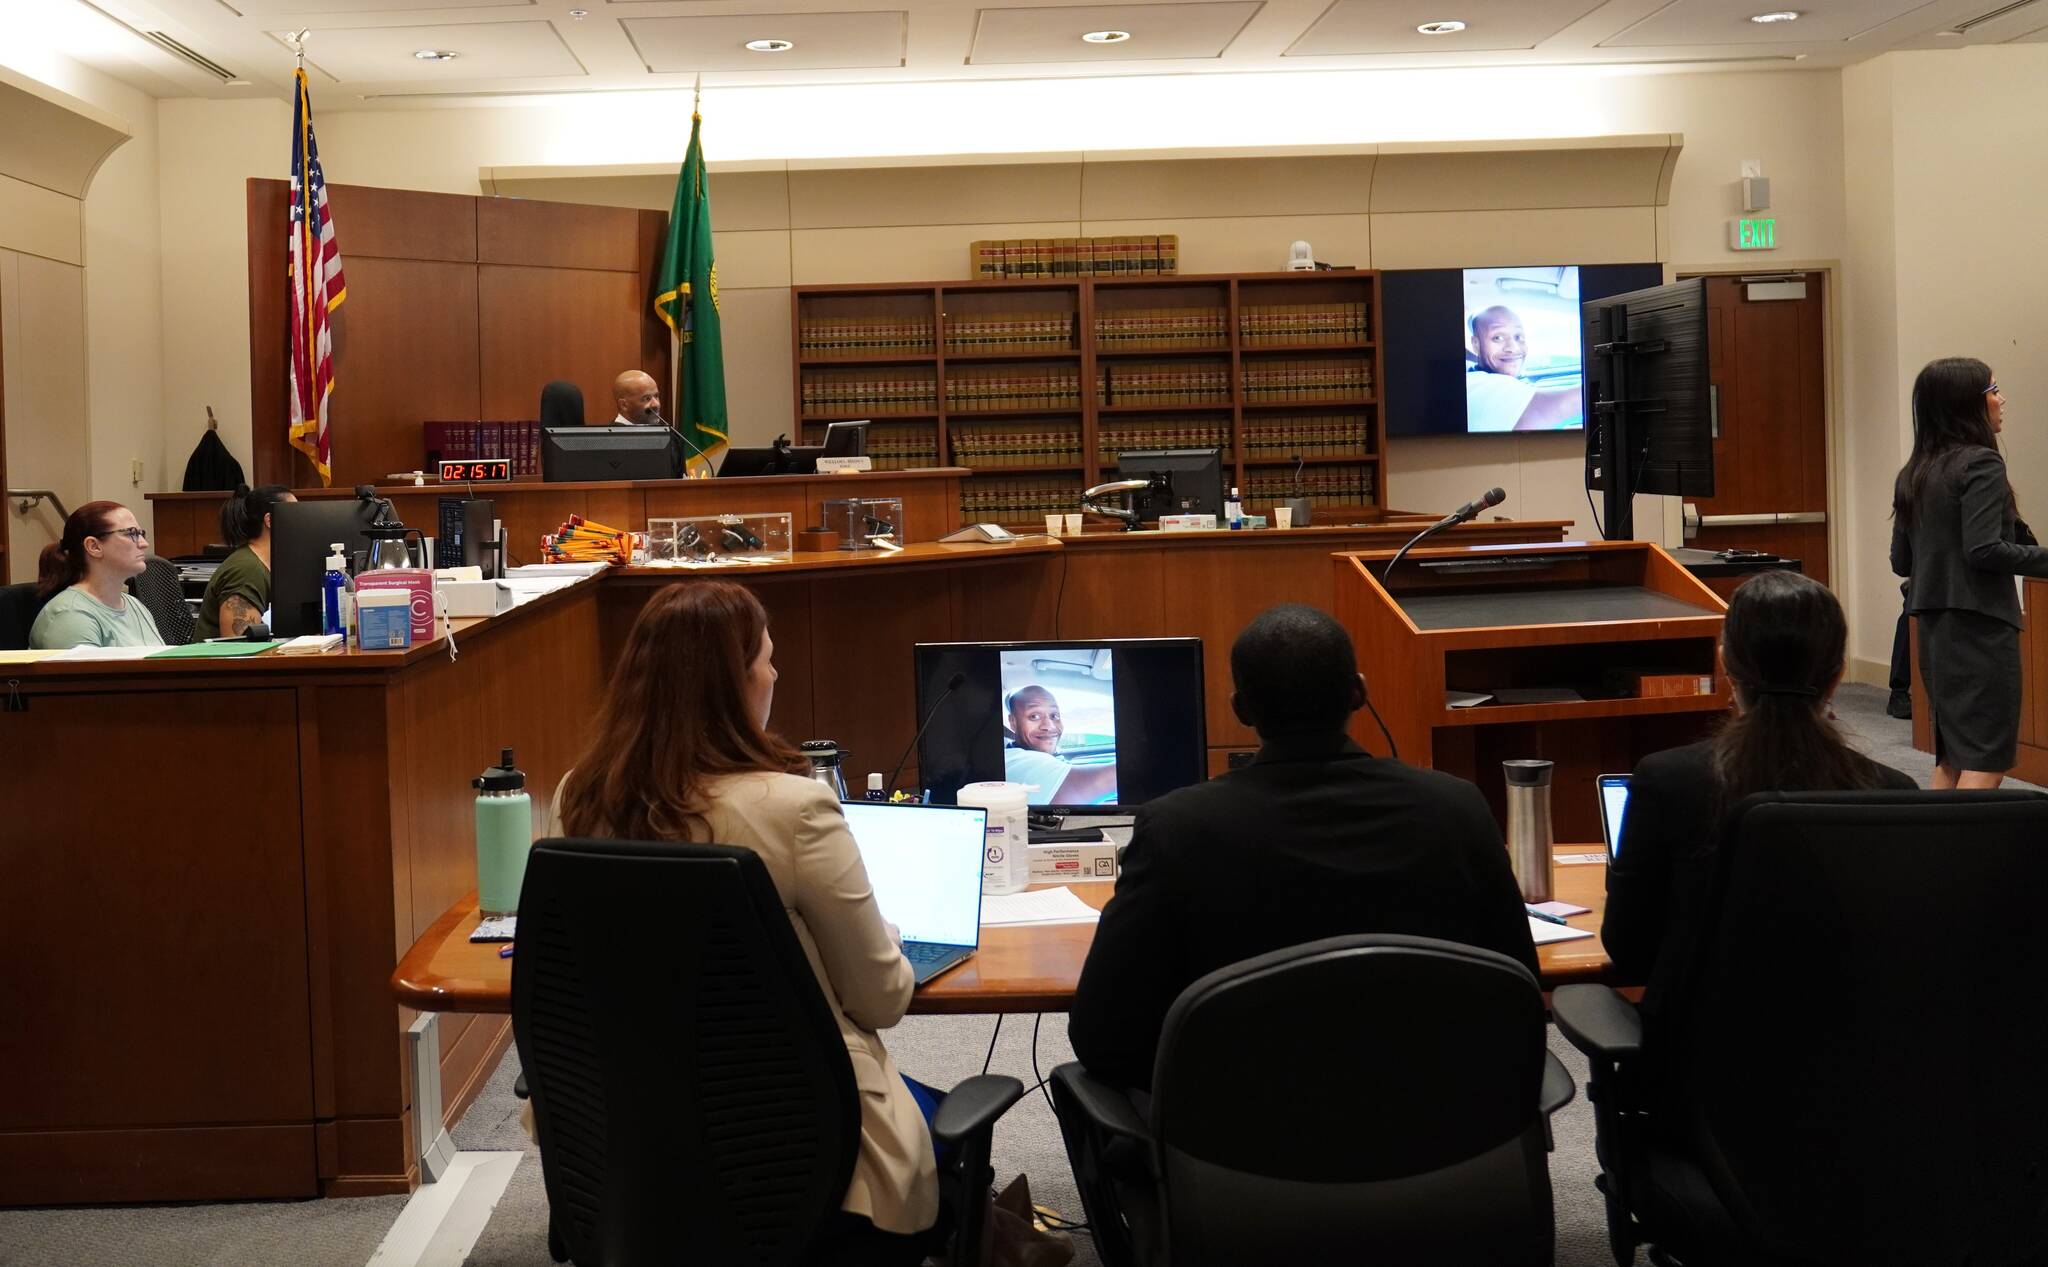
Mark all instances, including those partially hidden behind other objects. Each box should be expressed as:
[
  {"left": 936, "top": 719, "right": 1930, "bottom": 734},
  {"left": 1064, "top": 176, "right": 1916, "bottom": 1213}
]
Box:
[
  {"left": 29, "top": 501, "right": 164, "bottom": 650},
  {"left": 1602, "top": 572, "right": 1913, "bottom": 993},
  {"left": 1892, "top": 356, "right": 2046, "bottom": 788},
  {"left": 194, "top": 483, "right": 295, "bottom": 640},
  {"left": 545, "top": 581, "right": 937, "bottom": 1261}
]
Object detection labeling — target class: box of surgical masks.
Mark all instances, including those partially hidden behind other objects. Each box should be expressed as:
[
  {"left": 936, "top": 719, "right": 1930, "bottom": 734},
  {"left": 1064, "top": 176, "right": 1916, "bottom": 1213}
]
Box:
[{"left": 355, "top": 588, "right": 411, "bottom": 650}]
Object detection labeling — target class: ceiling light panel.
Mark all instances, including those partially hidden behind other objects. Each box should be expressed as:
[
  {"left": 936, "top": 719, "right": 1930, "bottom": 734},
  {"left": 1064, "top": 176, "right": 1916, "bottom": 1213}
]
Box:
[
  {"left": 1603, "top": 0, "right": 1935, "bottom": 45},
  {"left": 969, "top": 3, "right": 1261, "bottom": 64},
  {"left": 231, "top": 0, "right": 529, "bottom": 13},
  {"left": 623, "top": 11, "right": 906, "bottom": 71},
  {"left": 1290, "top": 0, "right": 1595, "bottom": 54},
  {"left": 266, "top": 21, "right": 581, "bottom": 82}
]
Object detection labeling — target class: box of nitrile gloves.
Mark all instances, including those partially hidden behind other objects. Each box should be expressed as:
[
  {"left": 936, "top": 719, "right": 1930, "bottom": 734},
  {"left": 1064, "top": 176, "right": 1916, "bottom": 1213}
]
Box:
[{"left": 1028, "top": 839, "right": 1120, "bottom": 883}]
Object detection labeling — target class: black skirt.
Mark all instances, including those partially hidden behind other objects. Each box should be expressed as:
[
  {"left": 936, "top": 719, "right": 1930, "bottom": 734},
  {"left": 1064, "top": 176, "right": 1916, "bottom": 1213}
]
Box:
[{"left": 1917, "top": 607, "right": 2022, "bottom": 771}]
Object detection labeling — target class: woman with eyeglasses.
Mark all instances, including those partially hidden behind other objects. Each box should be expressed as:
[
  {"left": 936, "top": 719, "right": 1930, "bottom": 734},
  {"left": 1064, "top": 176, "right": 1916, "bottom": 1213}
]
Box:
[
  {"left": 30, "top": 501, "right": 165, "bottom": 650},
  {"left": 1892, "top": 358, "right": 2045, "bottom": 788}
]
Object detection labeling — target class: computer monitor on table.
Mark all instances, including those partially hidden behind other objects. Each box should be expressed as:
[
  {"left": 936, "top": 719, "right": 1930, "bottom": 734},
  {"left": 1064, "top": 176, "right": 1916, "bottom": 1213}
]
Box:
[
  {"left": 912, "top": 638, "right": 1208, "bottom": 813},
  {"left": 271, "top": 498, "right": 383, "bottom": 636},
  {"left": 1113, "top": 448, "right": 1226, "bottom": 524},
  {"left": 718, "top": 422, "right": 867, "bottom": 477},
  {"left": 542, "top": 425, "right": 676, "bottom": 482}
]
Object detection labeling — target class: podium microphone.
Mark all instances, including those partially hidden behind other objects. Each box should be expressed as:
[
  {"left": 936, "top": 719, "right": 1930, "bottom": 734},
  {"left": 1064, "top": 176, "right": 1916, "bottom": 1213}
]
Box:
[
  {"left": 887, "top": 671, "right": 969, "bottom": 796},
  {"left": 1383, "top": 486, "right": 1505, "bottom": 585},
  {"left": 651, "top": 411, "right": 712, "bottom": 478}
]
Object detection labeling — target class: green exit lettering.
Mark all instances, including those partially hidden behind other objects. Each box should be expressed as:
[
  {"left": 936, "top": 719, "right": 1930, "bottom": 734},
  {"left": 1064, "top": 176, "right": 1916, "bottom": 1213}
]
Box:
[{"left": 1730, "top": 217, "right": 1778, "bottom": 250}]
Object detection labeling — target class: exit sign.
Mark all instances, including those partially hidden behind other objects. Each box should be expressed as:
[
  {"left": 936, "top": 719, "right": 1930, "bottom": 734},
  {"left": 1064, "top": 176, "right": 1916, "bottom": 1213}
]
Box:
[{"left": 1729, "top": 217, "right": 1779, "bottom": 250}]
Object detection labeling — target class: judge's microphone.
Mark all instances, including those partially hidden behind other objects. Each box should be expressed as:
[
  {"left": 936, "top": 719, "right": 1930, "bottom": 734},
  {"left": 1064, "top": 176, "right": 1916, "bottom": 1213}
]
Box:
[
  {"left": 651, "top": 410, "right": 712, "bottom": 476},
  {"left": 886, "top": 671, "right": 969, "bottom": 796},
  {"left": 1383, "top": 486, "right": 1507, "bottom": 586}
]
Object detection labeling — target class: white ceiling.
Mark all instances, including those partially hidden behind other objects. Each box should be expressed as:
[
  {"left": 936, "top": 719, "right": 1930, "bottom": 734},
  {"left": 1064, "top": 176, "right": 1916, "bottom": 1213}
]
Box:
[{"left": 37, "top": 0, "right": 2048, "bottom": 104}]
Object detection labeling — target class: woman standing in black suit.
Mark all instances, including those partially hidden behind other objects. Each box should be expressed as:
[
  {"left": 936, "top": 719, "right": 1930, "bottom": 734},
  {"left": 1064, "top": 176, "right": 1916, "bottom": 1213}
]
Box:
[{"left": 1891, "top": 357, "right": 2047, "bottom": 789}]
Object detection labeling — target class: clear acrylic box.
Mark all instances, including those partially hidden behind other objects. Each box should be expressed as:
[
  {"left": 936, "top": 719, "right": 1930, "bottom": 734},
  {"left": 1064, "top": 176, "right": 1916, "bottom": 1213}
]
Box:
[
  {"left": 645, "top": 512, "right": 793, "bottom": 565},
  {"left": 818, "top": 496, "right": 905, "bottom": 550}
]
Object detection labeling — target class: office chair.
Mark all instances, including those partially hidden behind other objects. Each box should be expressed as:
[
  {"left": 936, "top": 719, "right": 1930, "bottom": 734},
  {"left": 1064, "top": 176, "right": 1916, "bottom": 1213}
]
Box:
[
  {"left": 127, "top": 556, "right": 195, "bottom": 645},
  {"left": 511, "top": 838, "right": 1023, "bottom": 1267},
  {"left": 0, "top": 582, "right": 44, "bottom": 649},
  {"left": 1554, "top": 790, "right": 2048, "bottom": 1267},
  {"left": 540, "top": 379, "right": 585, "bottom": 429},
  {"left": 1051, "top": 934, "right": 1575, "bottom": 1267}
]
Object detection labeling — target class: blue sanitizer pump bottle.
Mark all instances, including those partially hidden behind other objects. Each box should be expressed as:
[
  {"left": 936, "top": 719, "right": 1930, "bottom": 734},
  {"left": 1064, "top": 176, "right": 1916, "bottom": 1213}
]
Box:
[{"left": 321, "top": 543, "right": 348, "bottom": 635}]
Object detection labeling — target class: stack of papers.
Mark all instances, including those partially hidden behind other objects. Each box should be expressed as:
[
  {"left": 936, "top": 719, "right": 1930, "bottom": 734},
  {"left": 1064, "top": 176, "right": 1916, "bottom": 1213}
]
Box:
[
  {"left": 50, "top": 644, "right": 157, "bottom": 661},
  {"left": 277, "top": 634, "right": 344, "bottom": 655},
  {"left": 1528, "top": 917, "right": 1594, "bottom": 945},
  {"left": 980, "top": 888, "right": 1102, "bottom": 926}
]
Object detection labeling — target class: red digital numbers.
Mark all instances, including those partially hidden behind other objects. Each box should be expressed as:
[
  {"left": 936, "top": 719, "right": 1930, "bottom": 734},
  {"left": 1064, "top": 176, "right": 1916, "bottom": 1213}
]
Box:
[{"left": 439, "top": 459, "right": 511, "bottom": 483}]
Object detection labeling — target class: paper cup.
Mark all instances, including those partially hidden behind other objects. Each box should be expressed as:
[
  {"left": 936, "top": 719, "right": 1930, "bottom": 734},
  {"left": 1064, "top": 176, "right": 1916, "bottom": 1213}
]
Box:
[
  {"left": 1274, "top": 506, "right": 1295, "bottom": 529},
  {"left": 1045, "top": 514, "right": 1063, "bottom": 536},
  {"left": 1064, "top": 513, "right": 1083, "bottom": 535}
]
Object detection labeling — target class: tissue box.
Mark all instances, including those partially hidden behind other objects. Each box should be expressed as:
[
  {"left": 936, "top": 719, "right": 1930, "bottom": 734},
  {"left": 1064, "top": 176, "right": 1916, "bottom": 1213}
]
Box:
[
  {"left": 1028, "top": 839, "right": 1120, "bottom": 883},
  {"left": 355, "top": 568, "right": 436, "bottom": 642},
  {"left": 355, "top": 589, "right": 411, "bottom": 650},
  {"left": 1159, "top": 514, "right": 1218, "bottom": 532}
]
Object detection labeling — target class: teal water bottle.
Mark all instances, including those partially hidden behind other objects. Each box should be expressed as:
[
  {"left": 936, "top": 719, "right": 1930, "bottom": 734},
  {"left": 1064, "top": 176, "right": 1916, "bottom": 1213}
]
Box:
[{"left": 473, "top": 748, "right": 532, "bottom": 918}]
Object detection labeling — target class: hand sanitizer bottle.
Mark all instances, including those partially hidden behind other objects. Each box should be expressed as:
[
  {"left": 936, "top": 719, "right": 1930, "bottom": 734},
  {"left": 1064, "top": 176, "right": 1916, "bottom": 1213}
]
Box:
[
  {"left": 321, "top": 543, "right": 349, "bottom": 635},
  {"left": 1225, "top": 486, "right": 1244, "bottom": 530}
]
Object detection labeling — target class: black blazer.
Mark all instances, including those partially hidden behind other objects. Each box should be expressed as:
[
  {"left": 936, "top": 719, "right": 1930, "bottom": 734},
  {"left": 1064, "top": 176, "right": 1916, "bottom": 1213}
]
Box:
[
  {"left": 1602, "top": 740, "right": 1915, "bottom": 1004},
  {"left": 1892, "top": 446, "right": 2048, "bottom": 629},
  {"left": 1068, "top": 734, "right": 1539, "bottom": 1091}
]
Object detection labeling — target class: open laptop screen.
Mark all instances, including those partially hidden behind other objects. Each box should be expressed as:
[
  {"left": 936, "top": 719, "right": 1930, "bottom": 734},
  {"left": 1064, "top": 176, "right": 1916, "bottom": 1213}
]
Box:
[{"left": 840, "top": 802, "right": 988, "bottom": 948}]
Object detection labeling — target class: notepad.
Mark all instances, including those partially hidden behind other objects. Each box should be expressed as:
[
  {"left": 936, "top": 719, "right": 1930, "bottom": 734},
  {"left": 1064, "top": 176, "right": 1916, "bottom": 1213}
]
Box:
[
  {"left": 1529, "top": 917, "right": 1595, "bottom": 945},
  {"left": 148, "top": 640, "right": 282, "bottom": 659},
  {"left": 469, "top": 916, "right": 517, "bottom": 943},
  {"left": 980, "top": 888, "right": 1101, "bottom": 926}
]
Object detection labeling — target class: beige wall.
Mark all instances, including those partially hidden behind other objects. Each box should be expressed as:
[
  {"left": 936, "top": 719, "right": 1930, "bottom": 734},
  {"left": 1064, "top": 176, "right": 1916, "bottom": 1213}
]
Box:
[
  {"left": 0, "top": 249, "right": 89, "bottom": 581},
  {"left": 1839, "top": 44, "right": 2048, "bottom": 677}
]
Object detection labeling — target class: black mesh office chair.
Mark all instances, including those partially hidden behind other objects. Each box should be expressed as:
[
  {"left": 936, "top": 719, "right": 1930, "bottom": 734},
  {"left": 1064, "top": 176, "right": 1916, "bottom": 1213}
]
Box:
[
  {"left": 0, "top": 582, "right": 45, "bottom": 650},
  {"left": 1052, "top": 934, "right": 1575, "bottom": 1267},
  {"left": 1555, "top": 790, "right": 2048, "bottom": 1267},
  {"left": 127, "top": 556, "right": 194, "bottom": 645},
  {"left": 512, "top": 838, "right": 1022, "bottom": 1267}
]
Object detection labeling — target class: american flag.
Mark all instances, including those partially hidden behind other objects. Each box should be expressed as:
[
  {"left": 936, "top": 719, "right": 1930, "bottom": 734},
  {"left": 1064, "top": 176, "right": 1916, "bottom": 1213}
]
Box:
[{"left": 289, "top": 66, "right": 345, "bottom": 485}]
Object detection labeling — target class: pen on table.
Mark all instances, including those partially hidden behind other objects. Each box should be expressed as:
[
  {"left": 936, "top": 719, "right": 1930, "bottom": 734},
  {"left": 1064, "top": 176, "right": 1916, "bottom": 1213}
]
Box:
[
  {"left": 498, "top": 944, "right": 515, "bottom": 958},
  {"left": 1525, "top": 905, "right": 1568, "bottom": 926}
]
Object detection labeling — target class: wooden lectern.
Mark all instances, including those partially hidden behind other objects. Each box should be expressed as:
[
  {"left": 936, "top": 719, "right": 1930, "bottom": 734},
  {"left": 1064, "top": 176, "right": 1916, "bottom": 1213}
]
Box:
[{"left": 1336, "top": 540, "right": 1730, "bottom": 841}]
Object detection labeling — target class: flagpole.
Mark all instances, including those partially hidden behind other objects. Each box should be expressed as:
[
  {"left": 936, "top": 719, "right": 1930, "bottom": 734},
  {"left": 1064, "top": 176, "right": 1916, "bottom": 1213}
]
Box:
[{"left": 673, "top": 74, "right": 701, "bottom": 476}]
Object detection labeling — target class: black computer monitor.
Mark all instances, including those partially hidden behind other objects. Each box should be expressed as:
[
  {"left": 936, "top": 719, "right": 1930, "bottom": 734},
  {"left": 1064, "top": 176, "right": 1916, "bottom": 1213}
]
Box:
[
  {"left": 912, "top": 638, "right": 1208, "bottom": 812},
  {"left": 1114, "top": 448, "right": 1226, "bottom": 523},
  {"left": 822, "top": 420, "right": 868, "bottom": 457},
  {"left": 718, "top": 445, "right": 794, "bottom": 477},
  {"left": 542, "top": 425, "right": 676, "bottom": 482},
  {"left": 272, "top": 498, "right": 382, "bottom": 636},
  {"left": 460, "top": 498, "right": 500, "bottom": 580},
  {"left": 1581, "top": 278, "right": 1713, "bottom": 538}
]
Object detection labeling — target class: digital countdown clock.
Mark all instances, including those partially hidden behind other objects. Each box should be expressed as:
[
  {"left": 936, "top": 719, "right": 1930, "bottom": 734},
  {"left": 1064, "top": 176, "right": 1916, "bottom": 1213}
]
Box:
[{"left": 439, "top": 459, "right": 513, "bottom": 483}]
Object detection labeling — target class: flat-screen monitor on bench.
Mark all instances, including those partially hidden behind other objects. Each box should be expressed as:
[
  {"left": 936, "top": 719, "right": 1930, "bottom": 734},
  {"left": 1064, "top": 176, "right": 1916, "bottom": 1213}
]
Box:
[
  {"left": 913, "top": 638, "right": 1208, "bottom": 812},
  {"left": 719, "top": 421, "right": 868, "bottom": 477},
  {"left": 272, "top": 498, "right": 383, "bottom": 636},
  {"left": 1113, "top": 447, "right": 1225, "bottom": 523},
  {"left": 542, "top": 425, "right": 676, "bottom": 482}
]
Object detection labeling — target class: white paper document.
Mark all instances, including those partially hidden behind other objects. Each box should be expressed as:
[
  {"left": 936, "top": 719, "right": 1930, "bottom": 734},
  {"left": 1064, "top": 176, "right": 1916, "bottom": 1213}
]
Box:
[
  {"left": 1528, "top": 917, "right": 1595, "bottom": 945},
  {"left": 980, "top": 888, "right": 1102, "bottom": 926},
  {"left": 50, "top": 644, "right": 157, "bottom": 661}
]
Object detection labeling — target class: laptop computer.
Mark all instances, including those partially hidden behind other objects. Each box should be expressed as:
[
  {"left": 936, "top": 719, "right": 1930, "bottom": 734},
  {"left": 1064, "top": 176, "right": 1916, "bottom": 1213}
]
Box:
[
  {"left": 840, "top": 800, "right": 989, "bottom": 985},
  {"left": 1597, "top": 773, "right": 1631, "bottom": 860}
]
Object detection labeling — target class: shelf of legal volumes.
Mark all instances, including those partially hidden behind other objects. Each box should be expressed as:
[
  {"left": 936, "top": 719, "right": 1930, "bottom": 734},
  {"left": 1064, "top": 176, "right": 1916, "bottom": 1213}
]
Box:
[{"left": 791, "top": 270, "right": 1384, "bottom": 527}]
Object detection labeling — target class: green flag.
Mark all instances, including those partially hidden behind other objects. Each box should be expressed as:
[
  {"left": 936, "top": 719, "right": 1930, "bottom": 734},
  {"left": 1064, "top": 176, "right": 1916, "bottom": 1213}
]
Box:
[{"left": 653, "top": 111, "right": 726, "bottom": 473}]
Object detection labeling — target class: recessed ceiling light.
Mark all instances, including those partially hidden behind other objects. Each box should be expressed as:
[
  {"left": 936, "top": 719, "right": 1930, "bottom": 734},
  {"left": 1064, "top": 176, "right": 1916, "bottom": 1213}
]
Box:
[
  {"left": 1416, "top": 20, "right": 1467, "bottom": 34},
  {"left": 1934, "top": 27, "right": 1964, "bottom": 36},
  {"left": 224, "top": 78, "right": 250, "bottom": 87},
  {"left": 567, "top": 8, "right": 588, "bottom": 16},
  {"left": 1081, "top": 30, "right": 1132, "bottom": 43},
  {"left": 413, "top": 49, "right": 458, "bottom": 61},
  {"left": 744, "top": 38, "right": 795, "bottom": 52},
  {"left": 1748, "top": 10, "right": 1800, "bottom": 22}
]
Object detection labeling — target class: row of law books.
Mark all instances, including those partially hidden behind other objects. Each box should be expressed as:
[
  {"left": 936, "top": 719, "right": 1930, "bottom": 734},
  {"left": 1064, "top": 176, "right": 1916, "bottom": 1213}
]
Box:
[
  {"left": 1098, "top": 363, "right": 1231, "bottom": 407},
  {"left": 969, "top": 235, "right": 1179, "bottom": 280},
  {"left": 798, "top": 316, "right": 936, "bottom": 359},
  {"left": 946, "top": 369, "right": 1083, "bottom": 412},
  {"left": 1240, "top": 303, "right": 1370, "bottom": 346},
  {"left": 952, "top": 426, "right": 1085, "bottom": 469},
  {"left": 1099, "top": 423, "right": 1230, "bottom": 463},
  {"left": 801, "top": 423, "right": 938, "bottom": 471},
  {"left": 1242, "top": 416, "right": 1371, "bottom": 461},
  {"left": 800, "top": 371, "right": 939, "bottom": 416},
  {"left": 945, "top": 312, "right": 1076, "bottom": 353},
  {"left": 960, "top": 477, "right": 1085, "bottom": 523},
  {"left": 1244, "top": 466, "right": 1376, "bottom": 508},
  {"left": 1240, "top": 361, "right": 1373, "bottom": 401},
  {"left": 424, "top": 421, "right": 543, "bottom": 478},
  {"left": 1094, "top": 308, "right": 1228, "bottom": 351}
]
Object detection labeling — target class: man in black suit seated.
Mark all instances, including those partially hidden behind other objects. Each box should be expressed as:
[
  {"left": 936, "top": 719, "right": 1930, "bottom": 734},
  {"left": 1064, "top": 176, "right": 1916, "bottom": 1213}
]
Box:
[{"left": 1068, "top": 603, "right": 1539, "bottom": 1092}]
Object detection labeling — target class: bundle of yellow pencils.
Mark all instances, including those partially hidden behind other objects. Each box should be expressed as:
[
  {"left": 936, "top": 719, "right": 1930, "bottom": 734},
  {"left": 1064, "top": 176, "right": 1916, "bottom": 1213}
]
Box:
[{"left": 541, "top": 514, "right": 633, "bottom": 566}]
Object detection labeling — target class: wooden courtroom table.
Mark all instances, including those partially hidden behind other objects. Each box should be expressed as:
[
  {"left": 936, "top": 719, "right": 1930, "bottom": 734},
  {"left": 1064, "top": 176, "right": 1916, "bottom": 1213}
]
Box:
[
  {"left": 392, "top": 846, "right": 1617, "bottom": 1017},
  {"left": 10, "top": 509, "right": 1573, "bottom": 1206}
]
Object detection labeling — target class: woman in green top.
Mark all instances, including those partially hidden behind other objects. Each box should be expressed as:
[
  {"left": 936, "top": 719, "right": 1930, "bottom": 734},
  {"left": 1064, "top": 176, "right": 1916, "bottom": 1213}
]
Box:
[
  {"left": 29, "top": 501, "right": 166, "bottom": 650},
  {"left": 195, "top": 483, "right": 296, "bottom": 640}
]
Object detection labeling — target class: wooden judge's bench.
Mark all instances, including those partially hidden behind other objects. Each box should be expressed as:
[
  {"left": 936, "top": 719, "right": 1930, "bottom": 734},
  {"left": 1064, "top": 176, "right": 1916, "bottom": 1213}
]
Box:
[{"left": 0, "top": 472, "right": 1577, "bottom": 1206}]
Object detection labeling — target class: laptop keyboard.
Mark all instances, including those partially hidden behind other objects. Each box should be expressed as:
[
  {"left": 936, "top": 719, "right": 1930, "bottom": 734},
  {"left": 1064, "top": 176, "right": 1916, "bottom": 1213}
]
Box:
[{"left": 902, "top": 942, "right": 962, "bottom": 967}]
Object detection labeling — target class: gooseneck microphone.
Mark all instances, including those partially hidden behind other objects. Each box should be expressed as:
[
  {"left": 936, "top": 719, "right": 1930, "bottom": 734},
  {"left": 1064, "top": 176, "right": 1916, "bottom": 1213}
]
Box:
[
  {"left": 651, "top": 410, "right": 712, "bottom": 477},
  {"left": 1382, "top": 486, "right": 1506, "bottom": 586},
  {"left": 886, "top": 671, "right": 969, "bottom": 796}
]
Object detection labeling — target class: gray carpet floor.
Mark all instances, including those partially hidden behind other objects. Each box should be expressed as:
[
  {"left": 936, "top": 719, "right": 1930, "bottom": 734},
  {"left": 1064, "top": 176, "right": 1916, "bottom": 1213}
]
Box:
[{"left": 2, "top": 684, "right": 2023, "bottom": 1267}]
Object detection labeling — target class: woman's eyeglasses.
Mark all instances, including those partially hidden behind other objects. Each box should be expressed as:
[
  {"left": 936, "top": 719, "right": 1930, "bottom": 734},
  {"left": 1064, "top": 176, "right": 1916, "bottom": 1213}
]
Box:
[
  {"left": 1985, "top": 382, "right": 2002, "bottom": 396},
  {"left": 96, "top": 527, "right": 148, "bottom": 543}
]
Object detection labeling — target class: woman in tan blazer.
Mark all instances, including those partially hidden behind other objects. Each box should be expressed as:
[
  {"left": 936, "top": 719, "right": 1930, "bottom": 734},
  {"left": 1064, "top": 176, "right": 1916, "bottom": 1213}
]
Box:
[{"left": 548, "top": 580, "right": 935, "bottom": 1257}]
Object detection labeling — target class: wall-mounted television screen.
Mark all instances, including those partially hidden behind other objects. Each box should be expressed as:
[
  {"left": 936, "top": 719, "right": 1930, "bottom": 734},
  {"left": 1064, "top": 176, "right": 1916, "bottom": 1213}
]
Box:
[{"left": 1385, "top": 263, "right": 1664, "bottom": 438}]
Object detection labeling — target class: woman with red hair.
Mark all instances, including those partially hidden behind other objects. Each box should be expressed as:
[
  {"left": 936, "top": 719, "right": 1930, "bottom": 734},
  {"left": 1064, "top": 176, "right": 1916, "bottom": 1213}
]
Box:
[{"left": 30, "top": 501, "right": 164, "bottom": 650}]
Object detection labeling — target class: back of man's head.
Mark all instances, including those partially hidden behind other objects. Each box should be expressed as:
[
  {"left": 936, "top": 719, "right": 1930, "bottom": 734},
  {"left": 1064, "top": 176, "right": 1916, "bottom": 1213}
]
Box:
[{"left": 1229, "top": 604, "right": 1364, "bottom": 739}]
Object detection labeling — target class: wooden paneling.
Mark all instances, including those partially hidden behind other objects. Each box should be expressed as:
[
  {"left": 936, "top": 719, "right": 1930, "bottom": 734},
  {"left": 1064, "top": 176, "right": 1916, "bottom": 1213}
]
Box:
[
  {"left": 333, "top": 257, "right": 482, "bottom": 484},
  {"left": 0, "top": 1126, "right": 316, "bottom": 1205},
  {"left": 479, "top": 265, "right": 658, "bottom": 424},
  {"left": 479, "top": 196, "right": 640, "bottom": 271},
  {"left": 327, "top": 186, "right": 477, "bottom": 263},
  {"left": 248, "top": 179, "right": 292, "bottom": 487}
]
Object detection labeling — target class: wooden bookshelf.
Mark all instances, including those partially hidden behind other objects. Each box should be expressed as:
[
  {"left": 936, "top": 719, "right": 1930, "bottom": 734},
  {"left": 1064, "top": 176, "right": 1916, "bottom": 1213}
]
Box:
[{"left": 791, "top": 271, "right": 1385, "bottom": 527}]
